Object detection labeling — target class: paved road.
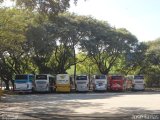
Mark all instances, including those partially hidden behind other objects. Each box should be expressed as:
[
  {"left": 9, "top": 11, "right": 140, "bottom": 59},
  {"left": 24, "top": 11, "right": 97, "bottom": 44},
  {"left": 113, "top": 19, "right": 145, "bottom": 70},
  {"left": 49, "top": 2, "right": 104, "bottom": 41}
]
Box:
[{"left": 0, "top": 92, "right": 160, "bottom": 120}]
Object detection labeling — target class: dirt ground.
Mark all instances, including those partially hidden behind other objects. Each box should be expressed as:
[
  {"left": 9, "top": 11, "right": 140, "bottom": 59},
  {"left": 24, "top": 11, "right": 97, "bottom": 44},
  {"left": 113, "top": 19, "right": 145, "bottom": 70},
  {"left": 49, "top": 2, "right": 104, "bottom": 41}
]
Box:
[{"left": 0, "top": 91, "right": 160, "bottom": 120}]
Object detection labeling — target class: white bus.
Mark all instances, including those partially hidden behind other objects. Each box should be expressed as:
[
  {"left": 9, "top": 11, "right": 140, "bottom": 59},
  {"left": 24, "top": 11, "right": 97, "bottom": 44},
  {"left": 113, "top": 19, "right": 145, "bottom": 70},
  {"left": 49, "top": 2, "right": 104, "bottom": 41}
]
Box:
[
  {"left": 75, "top": 75, "right": 89, "bottom": 92},
  {"left": 132, "top": 75, "right": 145, "bottom": 91},
  {"left": 92, "top": 75, "right": 107, "bottom": 91},
  {"left": 35, "top": 74, "right": 55, "bottom": 92},
  {"left": 14, "top": 74, "right": 35, "bottom": 93}
]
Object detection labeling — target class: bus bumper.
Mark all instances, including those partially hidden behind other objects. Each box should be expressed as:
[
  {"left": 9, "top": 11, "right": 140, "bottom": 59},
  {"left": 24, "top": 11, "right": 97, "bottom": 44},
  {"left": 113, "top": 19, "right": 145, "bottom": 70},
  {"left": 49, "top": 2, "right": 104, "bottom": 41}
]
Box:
[
  {"left": 14, "top": 89, "right": 32, "bottom": 93},
  {"left": 94, "top": 85, "right": 107, "bottom": 91},
  {"left": 56, "top": 85, "right": 71, "bottom": 92}
]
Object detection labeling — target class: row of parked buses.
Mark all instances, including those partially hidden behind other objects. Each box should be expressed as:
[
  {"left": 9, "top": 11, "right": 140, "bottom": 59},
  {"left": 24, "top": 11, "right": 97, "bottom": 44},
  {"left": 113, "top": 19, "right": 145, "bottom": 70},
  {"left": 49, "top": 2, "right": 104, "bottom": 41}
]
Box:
[{"left": 13, "top": 74, "right": 145, "bottom": 93}]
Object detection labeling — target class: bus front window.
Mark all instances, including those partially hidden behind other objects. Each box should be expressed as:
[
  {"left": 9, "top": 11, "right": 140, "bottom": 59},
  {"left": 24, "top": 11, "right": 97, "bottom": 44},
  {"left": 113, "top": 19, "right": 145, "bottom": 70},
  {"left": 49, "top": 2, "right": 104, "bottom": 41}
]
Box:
[
  {"left": 111, "top": 76, "right": 123, "bottom": 80},
  {"left": 76, "top": 76, "right": 87, "bottom": 80},
  {"left": 36, "top": 75, "right": 47, "bottom": 80},
  {"left": 95, "top": 75, "right": 106, "bottom": 79},
  {"left": 15, "top": 75, "right": 28, "bottom": 80}
]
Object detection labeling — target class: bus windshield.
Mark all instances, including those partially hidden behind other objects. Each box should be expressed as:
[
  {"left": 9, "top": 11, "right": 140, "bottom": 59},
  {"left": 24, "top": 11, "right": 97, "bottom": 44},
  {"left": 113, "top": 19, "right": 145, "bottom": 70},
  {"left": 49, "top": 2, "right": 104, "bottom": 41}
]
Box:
[
  {"left": 95, "top": 75, "right": 106, "bottom": 79},
  {"left": 134, "top": 76, "right": 144, "bottom": 79},
  {"left": 111, "top": 76, "right": 123, "bottom": 80},
  {"left": 36, "top": 75, "right": 47, "bottom": 80},
  {"left": 76, "top": 76, "right": 87, "bottom": 80},
  {"left": 15, "top": 75, "right": 28, "bottom": 80}
]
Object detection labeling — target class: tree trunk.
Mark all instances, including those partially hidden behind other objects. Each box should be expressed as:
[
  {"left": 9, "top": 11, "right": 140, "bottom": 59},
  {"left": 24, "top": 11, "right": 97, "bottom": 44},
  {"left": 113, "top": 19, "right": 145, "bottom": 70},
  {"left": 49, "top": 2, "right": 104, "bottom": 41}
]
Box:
[
  {"left": 4, "top": 80, "right": 10, "bottom": 90},
  {"left": 11, "top": 79, "right": 14, "bottom": 91},
  {"left": 73, "top": 48, "right": 76, "bottom": 83}
]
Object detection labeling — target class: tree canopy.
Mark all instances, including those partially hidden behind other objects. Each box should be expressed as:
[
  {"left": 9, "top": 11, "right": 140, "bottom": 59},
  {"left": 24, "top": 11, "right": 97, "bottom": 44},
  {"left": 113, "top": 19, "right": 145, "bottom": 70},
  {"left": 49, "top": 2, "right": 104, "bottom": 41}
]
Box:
[{"left": 0, "top": 2, "right": 159, "bottom": 89}]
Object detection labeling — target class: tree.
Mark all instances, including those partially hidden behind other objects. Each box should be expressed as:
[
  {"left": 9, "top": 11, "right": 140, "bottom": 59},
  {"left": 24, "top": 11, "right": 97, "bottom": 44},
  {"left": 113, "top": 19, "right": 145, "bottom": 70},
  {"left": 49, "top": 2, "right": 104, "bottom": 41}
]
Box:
[
  {"left": 80, "top": 18, "right": 138, "bottom": 75},
  {"left": 48, "top": 45, "right": 74, "bottom": 74},
  {"left": 144, "top": 38, "right": 160, "bottom": 87},
  {"left": 26, "top": 23, "right": 56, "bottom": 74},
  {"left": 76, "top": 53, "right": 99, "bottom": 75},
  {"left": 12, "top": 0, "right": 78, "bottom": 15},
  {"left": 26, "top": 13, "right": 88, "bottom": 74},
  {"left": 0, "top": 8, "right": 35, "bottom": 89},
  {"left": 120, "top": 42, "right": 148, "bottom": 75},
  {"left": 51, "top": 13, "right": 89, "bottom": 78}
]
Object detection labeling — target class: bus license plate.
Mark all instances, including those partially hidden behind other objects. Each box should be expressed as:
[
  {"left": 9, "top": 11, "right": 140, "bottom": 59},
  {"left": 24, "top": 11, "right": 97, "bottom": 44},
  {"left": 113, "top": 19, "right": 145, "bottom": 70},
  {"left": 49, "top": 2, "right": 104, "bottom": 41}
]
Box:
[{"left": 99, "top": 83, "right": 103, "bottom": 86}]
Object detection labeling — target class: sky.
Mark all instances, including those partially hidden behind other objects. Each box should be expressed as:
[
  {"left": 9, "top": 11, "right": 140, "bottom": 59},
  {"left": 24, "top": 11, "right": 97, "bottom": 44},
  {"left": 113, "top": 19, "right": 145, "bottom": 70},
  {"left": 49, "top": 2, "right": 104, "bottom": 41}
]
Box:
[
  {"left": 2, "top": 0, "right": 160, "bottom": 42},
  {"left": 69, "top": 0, "right": 160, "bottom": 42}
]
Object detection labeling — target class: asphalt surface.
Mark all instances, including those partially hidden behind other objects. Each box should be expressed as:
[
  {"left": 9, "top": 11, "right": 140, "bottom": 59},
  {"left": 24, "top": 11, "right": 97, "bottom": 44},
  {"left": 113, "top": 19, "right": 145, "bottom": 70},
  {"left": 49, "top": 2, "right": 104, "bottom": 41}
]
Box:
[{"left": 0, "top": 91, "right": 160, "bottom": 120}]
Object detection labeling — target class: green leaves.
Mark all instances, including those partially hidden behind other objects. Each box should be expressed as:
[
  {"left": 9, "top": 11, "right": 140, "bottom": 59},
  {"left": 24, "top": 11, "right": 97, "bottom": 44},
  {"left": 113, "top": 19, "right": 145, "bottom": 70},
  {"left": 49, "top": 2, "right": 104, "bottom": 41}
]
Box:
[
  {"left": 79, "top": 17, "right": 139, "bottom": 75},
  {"left": 12, "top": 0, "right": 75, "bottom": 15},
  {"left": 0, "top": 8, "right": 37, "bottom": 89},
  {"left": 1, "top": 5, "right": 158, "bottom": 89}
]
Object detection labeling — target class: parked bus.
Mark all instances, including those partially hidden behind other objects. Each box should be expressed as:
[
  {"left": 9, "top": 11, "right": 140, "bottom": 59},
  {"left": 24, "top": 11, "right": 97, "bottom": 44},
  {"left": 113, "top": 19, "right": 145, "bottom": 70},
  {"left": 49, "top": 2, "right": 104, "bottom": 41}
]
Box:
[
  {"left": 56, "top": 74, "right": 71, "bottom": 92},
  {"left": 108, "top": 75, "right": 126, "bottom": 91},
  {"left": 75, "top": 75, "right": 89, "bottom": 92},
  {"left": 35, "top": 74, "right": 56, "bottom": 92},
  {"left": 132, "top": 75, "right": 145, "bottom": 91},
  {"left": 14, "top": 74, "right": 35, "bottom": 93},
  {"left": 92, "top": 75, "right": 107, "bottom": 91}
]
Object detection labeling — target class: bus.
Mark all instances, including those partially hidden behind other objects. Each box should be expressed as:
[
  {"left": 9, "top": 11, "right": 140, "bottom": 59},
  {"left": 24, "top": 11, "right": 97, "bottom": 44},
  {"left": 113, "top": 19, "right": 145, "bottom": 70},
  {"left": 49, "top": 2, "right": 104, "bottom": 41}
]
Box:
[
  {"left": 56, "top": 74, "right": 71, "bottom": 92},
  {"left": 108, "top": 75, "right": 126, "bottom": 91},
  {"left": 132, "top": 75, "right": 145, "bottom": 91},
  {"left": 14, "top": 74, "right": 35, "bottom": 93},
  {"left": 75, "top": 75, "right": 89, "bottom": 92},
  {"left": 92, "top": 75, "right": 107, "bottom": 91},
  {"left": 35, "top": 74, "right": 56, "bottom": 92}
]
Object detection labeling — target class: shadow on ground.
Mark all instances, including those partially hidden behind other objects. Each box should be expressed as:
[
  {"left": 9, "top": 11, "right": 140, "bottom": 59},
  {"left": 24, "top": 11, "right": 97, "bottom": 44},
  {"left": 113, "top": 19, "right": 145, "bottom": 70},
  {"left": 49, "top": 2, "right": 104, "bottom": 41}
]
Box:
[
  {"left": 1, "top": 91, "right": 160, "bottom": 103},
  {"left": 0, "top": 92, "right": 160, "bottom": 120},
  {"left": 1, "top": 107, "right": 160, "bottom": 120}
]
